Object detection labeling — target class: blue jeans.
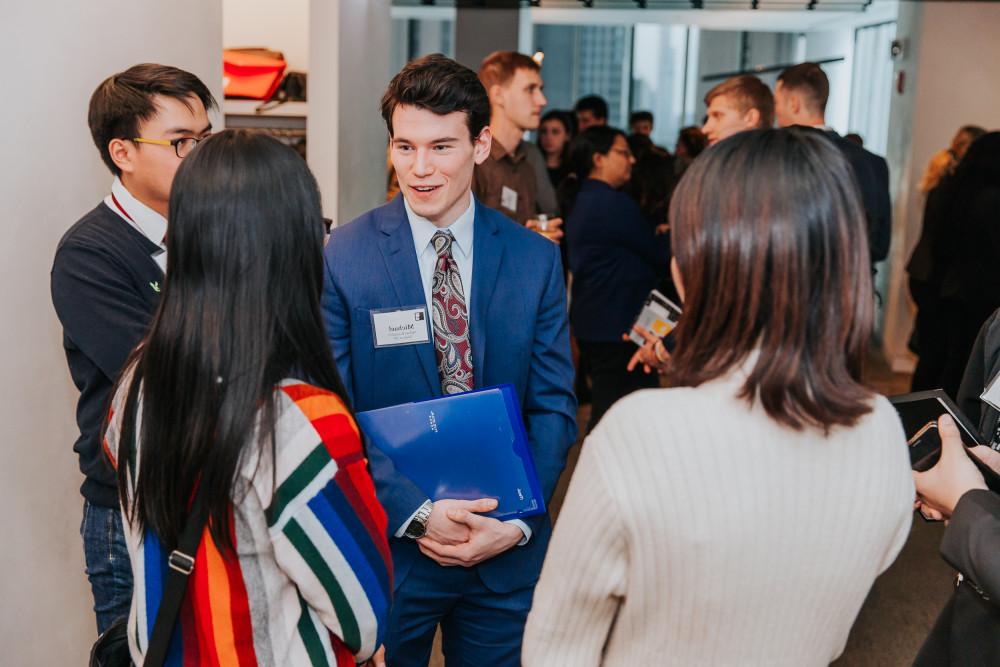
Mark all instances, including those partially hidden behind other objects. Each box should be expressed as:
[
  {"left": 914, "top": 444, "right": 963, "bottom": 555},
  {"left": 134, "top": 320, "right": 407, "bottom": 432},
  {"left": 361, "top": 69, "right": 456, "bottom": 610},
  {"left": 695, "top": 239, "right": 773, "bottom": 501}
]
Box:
[{"left": 81, "top": 501, "right": 133, "bottom": 634}]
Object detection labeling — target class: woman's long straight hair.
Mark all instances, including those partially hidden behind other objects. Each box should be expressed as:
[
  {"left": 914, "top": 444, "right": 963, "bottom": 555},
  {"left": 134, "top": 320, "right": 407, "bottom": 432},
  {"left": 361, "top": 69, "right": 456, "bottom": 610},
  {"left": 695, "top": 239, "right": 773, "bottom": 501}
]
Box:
[
  {"left": 666, "top": 127, "right": 874, "bottom": 432},
  {"left": 115, "top": 130, "right": 349, "bottom": 553}
]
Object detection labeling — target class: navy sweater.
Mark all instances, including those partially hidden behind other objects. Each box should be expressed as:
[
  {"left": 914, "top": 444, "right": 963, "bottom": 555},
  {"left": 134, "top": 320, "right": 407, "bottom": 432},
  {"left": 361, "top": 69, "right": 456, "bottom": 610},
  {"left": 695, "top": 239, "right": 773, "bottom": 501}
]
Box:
[
  {"left": 51, "top": 203, "right": 162, "bottom": 508},
  {"left": 567, "top": 179, "right": 670, "bottom": 342}
]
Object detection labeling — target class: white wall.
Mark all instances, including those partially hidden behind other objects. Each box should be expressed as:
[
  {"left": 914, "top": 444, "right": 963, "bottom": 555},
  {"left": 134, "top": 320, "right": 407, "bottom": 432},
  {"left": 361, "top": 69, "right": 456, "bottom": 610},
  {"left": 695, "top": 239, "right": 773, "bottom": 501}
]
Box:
[
  {"left": 0, "top": 3, "right": 222, "bottom": 663},
  {"left": 309, "top": 0, "right": 392, "bottom": 226},
  {"left": 882, "top": 2, "right": 1000, "bottom": 371},
  {"left": 223, "top": 0, "right": 309, "bottom": 70}
]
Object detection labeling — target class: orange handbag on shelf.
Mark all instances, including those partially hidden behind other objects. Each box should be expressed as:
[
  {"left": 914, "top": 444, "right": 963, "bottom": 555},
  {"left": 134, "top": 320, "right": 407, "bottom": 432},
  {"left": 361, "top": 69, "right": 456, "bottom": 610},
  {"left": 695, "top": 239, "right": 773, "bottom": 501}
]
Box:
[{"left": 223, "top": 48, "right": 287, "bottom": 100}]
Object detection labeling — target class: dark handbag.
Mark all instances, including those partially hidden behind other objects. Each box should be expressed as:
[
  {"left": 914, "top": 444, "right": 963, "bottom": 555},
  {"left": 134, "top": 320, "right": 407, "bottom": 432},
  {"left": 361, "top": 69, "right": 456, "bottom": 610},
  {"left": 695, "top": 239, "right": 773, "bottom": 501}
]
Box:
[{"left": 88, "top": 377, "right": 209, "bottom": 667}]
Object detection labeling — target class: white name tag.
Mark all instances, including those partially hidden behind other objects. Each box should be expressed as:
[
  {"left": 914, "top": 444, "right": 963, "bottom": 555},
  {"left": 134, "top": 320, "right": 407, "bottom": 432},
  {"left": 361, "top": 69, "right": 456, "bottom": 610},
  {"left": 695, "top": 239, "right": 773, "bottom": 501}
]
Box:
[
  {"left": 371, "top": 306, "right": 430, "bottom": 348},
  {"left": 501, "top": 185, "right": 518, "bottom": 213},
  {"left": 982, "top": 371, "right": 1000, "bottom": 412}
]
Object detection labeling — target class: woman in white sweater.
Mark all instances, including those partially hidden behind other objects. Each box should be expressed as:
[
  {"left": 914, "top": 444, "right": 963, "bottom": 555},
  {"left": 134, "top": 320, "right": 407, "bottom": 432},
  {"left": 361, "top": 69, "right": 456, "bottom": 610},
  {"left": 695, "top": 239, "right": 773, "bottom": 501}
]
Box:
[{"left": 522, "top": 127, "right": 914, "bottom": 667}]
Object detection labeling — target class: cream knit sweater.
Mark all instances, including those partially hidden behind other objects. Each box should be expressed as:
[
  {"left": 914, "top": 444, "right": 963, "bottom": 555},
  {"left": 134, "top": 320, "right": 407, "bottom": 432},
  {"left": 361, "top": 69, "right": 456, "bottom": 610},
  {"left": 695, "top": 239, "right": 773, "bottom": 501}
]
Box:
[{"left": 522, "top": 371, "right": 914, "bottom": 667}]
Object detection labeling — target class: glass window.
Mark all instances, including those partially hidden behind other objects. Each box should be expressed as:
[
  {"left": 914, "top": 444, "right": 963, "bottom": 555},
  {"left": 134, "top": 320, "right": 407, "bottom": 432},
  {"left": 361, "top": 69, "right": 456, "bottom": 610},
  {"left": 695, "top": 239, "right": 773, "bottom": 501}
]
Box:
[
  {"left": 631, "top": 24, "right": 689, "bottom": 150},
  {"left": 534, "top": 24, "right": 632, "bottom": 128}
]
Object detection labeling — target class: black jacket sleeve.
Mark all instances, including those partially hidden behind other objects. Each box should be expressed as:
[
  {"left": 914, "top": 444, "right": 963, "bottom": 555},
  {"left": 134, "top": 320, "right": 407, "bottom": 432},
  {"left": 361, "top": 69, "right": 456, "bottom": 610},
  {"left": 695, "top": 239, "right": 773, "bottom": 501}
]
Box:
[{"left": 942, "top": 489, "right": 1000, "bottom": 605}]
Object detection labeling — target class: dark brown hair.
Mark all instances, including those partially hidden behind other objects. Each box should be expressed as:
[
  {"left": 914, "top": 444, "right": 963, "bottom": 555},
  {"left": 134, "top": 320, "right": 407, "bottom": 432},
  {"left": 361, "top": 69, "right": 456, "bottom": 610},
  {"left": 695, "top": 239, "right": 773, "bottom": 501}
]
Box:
[
  {"left": 478, "top": 50, "right": 540, "bottom": 92},
  {"left": 381, "top": 53, "right": 490, "bottom": 143},
  {"left": 777, "top": 62, "right": 830, "bottom": 115},
  {"left": 704, "top": 75, "right": 775, "bottom": 129},
  {"left": 666, "top": 127, "right": 874, "bottom": 432},
  {"left": 88, "top": 63, "right": 217, "bottom": 176}
]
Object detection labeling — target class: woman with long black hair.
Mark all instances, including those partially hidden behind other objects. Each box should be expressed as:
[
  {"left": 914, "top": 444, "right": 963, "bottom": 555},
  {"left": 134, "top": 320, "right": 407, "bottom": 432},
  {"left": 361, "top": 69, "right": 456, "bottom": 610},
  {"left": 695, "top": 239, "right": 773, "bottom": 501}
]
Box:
[{"left": 104, "top": 130, "right": 391, "bottom": 665}]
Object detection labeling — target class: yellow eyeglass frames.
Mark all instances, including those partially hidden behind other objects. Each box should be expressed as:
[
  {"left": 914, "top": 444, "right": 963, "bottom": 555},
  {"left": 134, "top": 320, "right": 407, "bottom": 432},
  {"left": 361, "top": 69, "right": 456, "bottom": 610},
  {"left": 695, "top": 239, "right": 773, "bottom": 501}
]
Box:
[{"left": 132, "top": 136, "right": 206, "bottom": 158}]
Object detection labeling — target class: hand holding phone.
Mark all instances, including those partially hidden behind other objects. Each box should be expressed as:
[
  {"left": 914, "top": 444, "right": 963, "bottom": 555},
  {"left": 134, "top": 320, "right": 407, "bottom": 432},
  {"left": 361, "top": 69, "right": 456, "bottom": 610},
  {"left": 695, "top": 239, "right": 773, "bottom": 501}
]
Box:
[{"left": 913, "top": 415, "right": 991, "bottom": 520}]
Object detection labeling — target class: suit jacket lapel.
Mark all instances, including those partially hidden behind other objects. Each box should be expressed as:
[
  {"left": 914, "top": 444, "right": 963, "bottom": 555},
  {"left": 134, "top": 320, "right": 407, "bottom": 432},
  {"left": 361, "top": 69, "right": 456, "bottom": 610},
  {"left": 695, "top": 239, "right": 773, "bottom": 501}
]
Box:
[
  {"left": 470, "top": 200, "right": 503, "bottom": 387},
  {"left": 376, "top": 197, "right": 440, "bottom": 396}
]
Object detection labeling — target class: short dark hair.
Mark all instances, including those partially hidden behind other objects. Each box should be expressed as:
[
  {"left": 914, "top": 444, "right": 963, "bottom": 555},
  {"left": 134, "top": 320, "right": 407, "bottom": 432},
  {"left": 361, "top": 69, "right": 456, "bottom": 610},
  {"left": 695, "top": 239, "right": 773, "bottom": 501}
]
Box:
[
  {"left": 558, "top": 125, "right": 627, "bottom": 217},
  {"left": 704, "top": 75, "right": 774, "bottom": 128},
  {"left": 777, "top": 62, "right": 830, "bottom": 115},
  {"left": 574, "top": 95, "right": 609, "bottom": 121},
  {"left": 381, "top": 53, "right": 490, "bottom": 143},
  {"left": 666, "top": 128, "right": 874, "bottom": 431},
  {"left": 677, "top": 126, "right": 708, "bottom": 159},
  {"left": 88, "top": 63, "right": 217, "bottom": 176},
  {"left": 478, "top": 51, "right": 540, "bottom": 92},
  {"left": 629, "top": 110, "right": 654, "bottom": 126}
]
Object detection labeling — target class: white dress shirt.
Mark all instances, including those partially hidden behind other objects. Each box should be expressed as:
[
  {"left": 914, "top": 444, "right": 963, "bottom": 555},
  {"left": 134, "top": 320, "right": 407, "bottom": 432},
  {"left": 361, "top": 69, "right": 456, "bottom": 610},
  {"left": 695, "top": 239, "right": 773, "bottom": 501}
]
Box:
[
  {"left": 398, "top": 192, "right": 531, "bottom": 545},
  {"left": 104, "top": 176, "right": 168, "bottom": 273},
  {"left": 405, "top": 192, "right": 475, "bottom": 313}
]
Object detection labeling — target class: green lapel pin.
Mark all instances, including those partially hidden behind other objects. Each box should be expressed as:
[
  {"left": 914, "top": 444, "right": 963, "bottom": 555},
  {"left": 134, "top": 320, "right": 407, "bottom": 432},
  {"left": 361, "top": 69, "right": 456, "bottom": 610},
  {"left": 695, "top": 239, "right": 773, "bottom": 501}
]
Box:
[{"left": 149, "top": 281, "right": 161, "bottom": 293}]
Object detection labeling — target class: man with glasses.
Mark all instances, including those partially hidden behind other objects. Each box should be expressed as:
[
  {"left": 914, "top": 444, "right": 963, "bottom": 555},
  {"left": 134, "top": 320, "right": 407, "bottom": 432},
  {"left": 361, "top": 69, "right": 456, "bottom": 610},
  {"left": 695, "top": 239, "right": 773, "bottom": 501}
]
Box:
[{"left": 50, "top": 63, "right": 215, "bottom": 633}]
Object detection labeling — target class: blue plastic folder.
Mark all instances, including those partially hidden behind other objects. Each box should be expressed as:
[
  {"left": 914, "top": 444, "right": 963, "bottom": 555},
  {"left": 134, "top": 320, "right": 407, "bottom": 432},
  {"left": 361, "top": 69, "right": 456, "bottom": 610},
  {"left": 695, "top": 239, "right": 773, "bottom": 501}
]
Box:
[{"left": 355, "top": 384, "right": 546, "bottom": 521}]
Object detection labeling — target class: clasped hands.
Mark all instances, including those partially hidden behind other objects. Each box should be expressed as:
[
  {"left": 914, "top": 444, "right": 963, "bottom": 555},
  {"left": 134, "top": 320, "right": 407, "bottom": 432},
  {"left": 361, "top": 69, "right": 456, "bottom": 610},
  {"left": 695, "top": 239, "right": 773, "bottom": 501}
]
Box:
[{"left": 416, "top": 498, "right": 524, "bottom": 567}]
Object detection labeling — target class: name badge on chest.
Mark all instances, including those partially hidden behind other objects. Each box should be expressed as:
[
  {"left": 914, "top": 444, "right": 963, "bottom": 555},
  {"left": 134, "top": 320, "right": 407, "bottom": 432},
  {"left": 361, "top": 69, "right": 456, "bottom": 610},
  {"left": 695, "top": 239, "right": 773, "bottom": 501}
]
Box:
[
  {"left": 371, "top": 306, "right": 431, "bottom": 348},
  {"left": 501, "top": 185, "right": 518, "bottom": 213}
]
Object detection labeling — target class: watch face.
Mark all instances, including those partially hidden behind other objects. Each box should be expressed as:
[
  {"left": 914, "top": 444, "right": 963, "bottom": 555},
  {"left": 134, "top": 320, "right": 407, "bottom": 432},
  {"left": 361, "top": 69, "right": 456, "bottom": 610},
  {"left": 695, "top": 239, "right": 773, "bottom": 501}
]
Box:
[{"left": 405, "top": 518, "right": 427, "bottom": 539}]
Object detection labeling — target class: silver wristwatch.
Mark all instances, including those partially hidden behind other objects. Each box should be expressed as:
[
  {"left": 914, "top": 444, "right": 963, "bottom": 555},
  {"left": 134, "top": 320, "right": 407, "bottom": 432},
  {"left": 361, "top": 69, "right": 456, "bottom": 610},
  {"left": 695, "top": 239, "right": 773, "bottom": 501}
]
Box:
[{"left": 404, "top": 500, "right": 433, "bottom": 539}]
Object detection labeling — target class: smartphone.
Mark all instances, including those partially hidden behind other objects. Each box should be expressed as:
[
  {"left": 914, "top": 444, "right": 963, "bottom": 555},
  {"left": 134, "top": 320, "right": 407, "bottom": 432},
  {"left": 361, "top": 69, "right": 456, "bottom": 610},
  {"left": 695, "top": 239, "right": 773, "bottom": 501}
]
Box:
[{"left": 909, "top": 421, "right": 943, "bottom": 472}]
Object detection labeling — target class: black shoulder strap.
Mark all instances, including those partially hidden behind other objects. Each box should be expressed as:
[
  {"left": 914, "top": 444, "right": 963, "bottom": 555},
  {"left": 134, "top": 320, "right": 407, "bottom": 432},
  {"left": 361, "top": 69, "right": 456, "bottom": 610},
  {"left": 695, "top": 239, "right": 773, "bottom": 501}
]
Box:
[
  {"left": 122, "top": 374, "right": 210, "bottom": 667},
  {"left": 142, "top": 482, "right": 208, "bottom": 667}
]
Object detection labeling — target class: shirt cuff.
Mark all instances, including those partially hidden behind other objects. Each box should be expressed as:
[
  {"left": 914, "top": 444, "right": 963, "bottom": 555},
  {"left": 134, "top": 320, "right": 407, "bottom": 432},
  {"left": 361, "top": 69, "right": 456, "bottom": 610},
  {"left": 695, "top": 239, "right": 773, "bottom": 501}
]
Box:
[
  {"left": 507, "top": 519, "right": 532, "bottom": 546},
  {"left": 394, "top": 500, "right": 432, "bottom": 538}
]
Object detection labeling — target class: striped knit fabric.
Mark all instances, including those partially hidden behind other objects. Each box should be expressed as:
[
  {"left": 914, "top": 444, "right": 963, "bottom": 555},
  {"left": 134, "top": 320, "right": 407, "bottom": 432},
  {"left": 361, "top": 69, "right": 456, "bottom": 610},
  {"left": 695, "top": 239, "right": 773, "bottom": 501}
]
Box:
[{"left": 104, "top": 379, "right": 391, "bottom": 666}]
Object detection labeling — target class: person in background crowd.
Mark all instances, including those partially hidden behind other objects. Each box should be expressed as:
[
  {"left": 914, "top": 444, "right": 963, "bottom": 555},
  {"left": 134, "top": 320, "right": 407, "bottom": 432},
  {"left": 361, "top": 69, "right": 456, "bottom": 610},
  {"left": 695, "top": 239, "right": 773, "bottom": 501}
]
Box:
[
  {"left": 50, "top": 63, "right": 215, "bottom": 634},
  {"left": 323, "top": 54, "right": 577, "bottom": 667},
  {"left": 561, "top": 126, "right": 670, "bottom": 432},
  {"left": 537, "top": 110, "right": 575, "bottom": 188},
  {"left": 475, "top": 50, "right": 563, "bottom": 243},
  {"left": 845, "top": 132, "right": 864, "bottom": 146},
  {"left": 629, "top": 110, "right": 654, "bottom": 137},
  {"left": 626, "top": 143, "right": 680, "bottom": 302},
  {"left": 917, "top": 125, "right": 985, "bottom": 196},
  {"left": 674, "top": 125, "right": 708, "bottom": 176},
  {"left": 574, "top": 95, "right": 608, "bottom": 132},
  {"left": 907, "top": 124, "right": 987, "bottom": 391},
  {"left": 523, "top": 128, "right": 913, "bottom": 666},
  {"left": 912, "top": 412, "right": 1000, "bottom": 665},
  {"left": 104, "top": 130, "right": 391, "bottom": 664},
  {"left": 774, "top": 62, "right": 892, "bottom": 265},
  {"left": 701, "top": 74, "right": 774, "bottom": 146},
  {"left": 935, "top": 132, "right": 1000, "bottom": 400},
  {"left": 626, "top": 137, "right": 676, "bottom": 227}
]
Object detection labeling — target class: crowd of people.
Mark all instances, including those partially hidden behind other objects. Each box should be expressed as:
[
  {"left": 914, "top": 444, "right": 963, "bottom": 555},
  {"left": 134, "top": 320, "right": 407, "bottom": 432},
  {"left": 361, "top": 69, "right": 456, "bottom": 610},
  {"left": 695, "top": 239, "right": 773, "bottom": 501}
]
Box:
[{"left": 51, "top": 49, "right": 1000, "bottom": 667}]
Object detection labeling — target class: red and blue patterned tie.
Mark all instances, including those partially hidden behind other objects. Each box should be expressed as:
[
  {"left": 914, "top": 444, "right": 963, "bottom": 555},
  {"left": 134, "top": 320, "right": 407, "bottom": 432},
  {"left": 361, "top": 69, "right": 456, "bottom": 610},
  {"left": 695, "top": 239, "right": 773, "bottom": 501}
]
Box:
[{"left": 431, "top": 231, "right": 474, "bottom": 394}]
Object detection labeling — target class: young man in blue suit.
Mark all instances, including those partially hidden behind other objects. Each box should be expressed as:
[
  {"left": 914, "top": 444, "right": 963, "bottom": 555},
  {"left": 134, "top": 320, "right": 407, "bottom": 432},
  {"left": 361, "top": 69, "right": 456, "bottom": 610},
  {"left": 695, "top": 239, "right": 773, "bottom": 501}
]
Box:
[{"left": 321, "top": 54, "right": 577, "bottom": 666}]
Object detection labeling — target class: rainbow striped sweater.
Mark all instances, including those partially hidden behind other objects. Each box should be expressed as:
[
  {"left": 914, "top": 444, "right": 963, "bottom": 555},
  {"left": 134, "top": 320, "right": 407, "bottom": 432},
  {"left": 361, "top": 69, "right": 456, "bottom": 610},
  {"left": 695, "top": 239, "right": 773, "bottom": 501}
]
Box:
[{"left": 104, "top": 380, "right": 392, "bottom": 666}]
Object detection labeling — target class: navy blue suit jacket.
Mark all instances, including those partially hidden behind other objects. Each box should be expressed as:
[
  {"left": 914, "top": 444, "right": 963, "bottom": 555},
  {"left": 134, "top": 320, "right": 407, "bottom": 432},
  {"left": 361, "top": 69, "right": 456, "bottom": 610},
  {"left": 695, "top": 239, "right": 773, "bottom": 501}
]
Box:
[
  {"left": 566, "top": 179, "right": 669, "bottom": 342},
  {"left": 321, "top": 194, "right": 577, "bottom": 593}
]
